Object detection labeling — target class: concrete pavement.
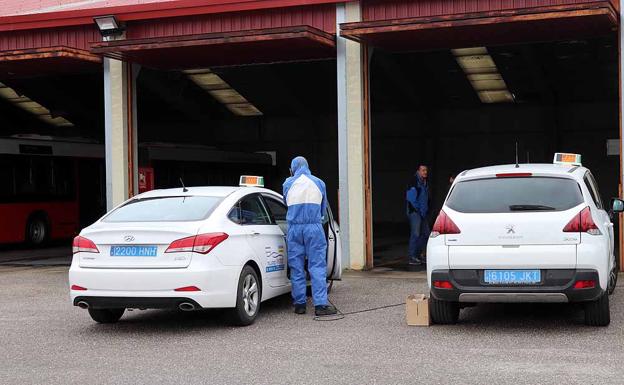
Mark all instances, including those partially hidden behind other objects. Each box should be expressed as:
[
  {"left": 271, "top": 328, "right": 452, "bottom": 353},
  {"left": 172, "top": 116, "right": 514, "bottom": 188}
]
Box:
[
  {"left": 0, "top": 244, "right": 71, "bottom": 264},
  {"left": 0, "top": 266, "right": 622, "bottom": 385}
]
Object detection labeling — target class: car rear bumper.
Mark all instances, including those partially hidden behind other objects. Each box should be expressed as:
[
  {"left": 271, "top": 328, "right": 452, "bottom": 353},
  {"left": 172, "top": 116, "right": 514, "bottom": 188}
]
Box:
[
  {"left": 430, "top": 269, "right": 603, "bottom": 303},
  {"left": 73, "top": 296, "right": 202, "bottom": 310},
  {"left": 69, "top": 262, "right": 241, "bottom": 309}
]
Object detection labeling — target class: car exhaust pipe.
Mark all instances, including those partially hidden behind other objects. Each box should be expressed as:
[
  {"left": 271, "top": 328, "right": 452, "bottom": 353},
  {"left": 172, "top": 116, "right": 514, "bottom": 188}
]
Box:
[
  {"left": 76, "top": 301, "right": 89, "bottom": 310},
  {"left": 178, "top": 302, "right": 196, "bottom": 312}
]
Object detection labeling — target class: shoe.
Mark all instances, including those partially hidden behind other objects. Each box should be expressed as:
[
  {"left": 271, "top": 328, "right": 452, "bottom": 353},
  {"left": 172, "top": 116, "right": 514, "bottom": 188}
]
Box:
[
  {"left": 294, "top": 304, "right": 306, "bottom": 315},
  {"left": 407, "top": 264, "right": 419, "bottom": 272},
  {"left": 315, "top": 305, "right": 338, "bottom": 316}
]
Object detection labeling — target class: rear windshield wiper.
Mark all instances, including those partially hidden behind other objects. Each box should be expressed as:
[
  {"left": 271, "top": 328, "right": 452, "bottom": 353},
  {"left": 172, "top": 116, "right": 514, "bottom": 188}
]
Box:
[{"left": 509, "top": 204, "right": 556, "bottom": 211}]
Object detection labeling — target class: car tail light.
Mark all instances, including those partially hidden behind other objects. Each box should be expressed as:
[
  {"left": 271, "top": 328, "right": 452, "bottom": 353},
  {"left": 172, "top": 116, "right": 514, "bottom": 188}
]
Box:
[
  {"left": 70, "top": 284, "right": 87, "bottom": 291},
  {"left": 563, "top": 207, "right": 601, "bottom": 235},
  {"left": 430, "top": 210, "right": 461, "bottom": 238},
  {"left": 433, "top": 280, "right": 454, "bottom": 289},
  {"left": 72, "top": 236, "right": 99, "bottom": 254},
  {"left": 165, "top": 232, "right": 229, "bottom": 254},
  {"left": 174, "top": 286, "right": 201, "bottom": 292},
  {"left": 573, "top": 280, "right": 595, "bottom": 289}
]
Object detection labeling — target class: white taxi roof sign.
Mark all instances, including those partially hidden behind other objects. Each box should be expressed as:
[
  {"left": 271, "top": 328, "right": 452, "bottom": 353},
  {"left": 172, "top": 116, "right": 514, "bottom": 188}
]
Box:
[
  {"left": 239, "top": 175, "right": 265, "bottom": 187},
  {"left": 553, "top": 153, "right": 582, "bottom": 166}
]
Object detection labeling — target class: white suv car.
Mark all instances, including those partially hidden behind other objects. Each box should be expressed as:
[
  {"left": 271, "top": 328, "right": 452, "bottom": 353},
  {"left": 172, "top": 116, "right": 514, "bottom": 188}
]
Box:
[{"left": 427, "top": 160, "right": 621, "bottom": 326}]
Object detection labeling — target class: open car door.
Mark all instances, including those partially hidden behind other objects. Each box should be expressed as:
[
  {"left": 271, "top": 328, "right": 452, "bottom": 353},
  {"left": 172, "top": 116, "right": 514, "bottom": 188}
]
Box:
[
  {"left": 262, "top": 193, "right": 342, "bottom": 281},
  {"left": 324, "top": 205, "right": 342, "bottom": 281}
]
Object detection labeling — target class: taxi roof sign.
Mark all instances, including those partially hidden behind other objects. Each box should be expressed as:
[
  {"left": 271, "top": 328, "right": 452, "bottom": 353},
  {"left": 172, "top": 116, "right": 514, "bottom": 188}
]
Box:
[
  {"left": 553, "top": 153, "right": 582, "bottom": 166},
  {"left": 239, "top": 175, "right": 265, "bottom": 187}
]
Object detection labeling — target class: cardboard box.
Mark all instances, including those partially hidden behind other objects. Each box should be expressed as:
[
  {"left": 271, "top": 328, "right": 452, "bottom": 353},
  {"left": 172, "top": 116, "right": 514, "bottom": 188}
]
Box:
[{"left": 406, "top": 294, "right": 430, "bottom": 326}]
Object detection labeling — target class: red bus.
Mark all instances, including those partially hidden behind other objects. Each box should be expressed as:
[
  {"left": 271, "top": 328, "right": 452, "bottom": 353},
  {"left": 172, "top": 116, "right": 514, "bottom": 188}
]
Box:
[
  {"left": 0, "top": 137, "right": 276, "bottom": 246},
  {"left": 0, "top": 136, "right": 105, "bottom": 245}
]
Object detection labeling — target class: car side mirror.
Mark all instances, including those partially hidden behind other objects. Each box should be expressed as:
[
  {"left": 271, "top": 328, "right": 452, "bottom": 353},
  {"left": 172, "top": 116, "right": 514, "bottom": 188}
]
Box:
[{"left": 610, "top": 198, "right": 624, "bottom": 218}]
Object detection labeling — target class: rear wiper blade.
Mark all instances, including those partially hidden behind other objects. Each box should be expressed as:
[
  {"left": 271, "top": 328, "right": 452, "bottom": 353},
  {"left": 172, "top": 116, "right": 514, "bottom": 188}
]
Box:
[{"left": 509, "top": 204, "right": 556, "bottom": 211}]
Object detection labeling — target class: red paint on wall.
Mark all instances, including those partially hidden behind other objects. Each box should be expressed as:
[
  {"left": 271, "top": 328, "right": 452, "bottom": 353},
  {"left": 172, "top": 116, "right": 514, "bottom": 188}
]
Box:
[
  {"left": 362, "top": 0, "right": 618, "bottom": 21},
  {"left": 0, "top": 25, "right": 99, "bottom": 51},
  {"left": 127, "top": 4, "right": 336, "bottom": 39},
  {"left": 0, "top": 4, "right": 334, "bottom": 52}
]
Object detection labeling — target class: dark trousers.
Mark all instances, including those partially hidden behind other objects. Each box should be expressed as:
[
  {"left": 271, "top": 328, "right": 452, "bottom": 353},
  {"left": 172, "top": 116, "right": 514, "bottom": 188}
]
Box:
[{"left": 408, "top": 212, "right": 430, "bottom": 263}]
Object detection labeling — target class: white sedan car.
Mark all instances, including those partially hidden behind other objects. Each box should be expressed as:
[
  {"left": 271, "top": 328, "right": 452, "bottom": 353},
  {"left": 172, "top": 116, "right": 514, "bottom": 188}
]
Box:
[
  {"left": 427, "top": 154, "right": 621, "bottom": 326},
  {"left": 70, "top": 184, "right": 342, "bottom": 326}
]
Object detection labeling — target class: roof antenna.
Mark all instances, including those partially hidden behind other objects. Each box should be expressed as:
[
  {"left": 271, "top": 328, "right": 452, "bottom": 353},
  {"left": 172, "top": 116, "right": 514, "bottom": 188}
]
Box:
[
  {"left": 515, "top": 142, "right": 519, "bottom": 168},
  {"left": 179, "top": 177, "right": 188, "bottom": 193},
  {"left": 526, "top": 151, "right": 530, "bottom": 164}
]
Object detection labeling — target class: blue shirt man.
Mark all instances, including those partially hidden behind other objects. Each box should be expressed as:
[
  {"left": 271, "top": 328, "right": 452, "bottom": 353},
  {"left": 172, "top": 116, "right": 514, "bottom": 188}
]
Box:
[
  {"left": 283, "top": 156, "right": 337, "bottom": 316},
  {"left": 406, "top": 164, "right": 430, "bottom": 265}
]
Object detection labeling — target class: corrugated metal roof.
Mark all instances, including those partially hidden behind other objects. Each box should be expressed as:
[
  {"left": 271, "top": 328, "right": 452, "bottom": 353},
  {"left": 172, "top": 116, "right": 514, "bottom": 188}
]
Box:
[
  {"left": 362, "top": 0, "right": 620, "bottom": 21},
  {"left": 1, "top": 0, "right": 171, "bottom": 17},
  {"left": 0, "top": 0, "right": 341, "bottom": 32}
]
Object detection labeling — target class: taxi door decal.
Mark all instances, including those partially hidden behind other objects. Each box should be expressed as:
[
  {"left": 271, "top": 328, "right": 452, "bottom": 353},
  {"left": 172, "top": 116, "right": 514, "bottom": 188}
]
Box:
[{"left": 265, "top": 245, "right": 285, "bottom": 273}]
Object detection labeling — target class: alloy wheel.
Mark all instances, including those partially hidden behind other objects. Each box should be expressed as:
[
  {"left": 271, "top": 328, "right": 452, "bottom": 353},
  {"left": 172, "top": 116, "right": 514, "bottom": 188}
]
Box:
[{"left": 242, "top": 274, "right": 259, "bottom": 317}]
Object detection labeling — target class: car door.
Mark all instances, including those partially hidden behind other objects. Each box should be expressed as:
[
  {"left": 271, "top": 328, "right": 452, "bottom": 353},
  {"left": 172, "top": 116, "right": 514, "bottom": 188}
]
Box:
[
  {"left": 324, "top": 205, "right": 342, "bottom": 280},
  {"left": 263, "top": 194, "right": 342, "bottom": 281},
  {"left": 260, "top": 195, "right": 290, "bottom": 287},
  {"left": 584, "top": 172, "right": 614, "bottom": 264},
  {"left": 234, "top": 193, "right": 287, "bottom": 288}
]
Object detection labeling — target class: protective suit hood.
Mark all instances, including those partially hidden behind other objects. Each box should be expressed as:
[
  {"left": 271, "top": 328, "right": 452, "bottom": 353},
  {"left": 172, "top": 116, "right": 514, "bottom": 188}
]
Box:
[{"left": 290, "top": 156, "right": 311, "bottom": 176}]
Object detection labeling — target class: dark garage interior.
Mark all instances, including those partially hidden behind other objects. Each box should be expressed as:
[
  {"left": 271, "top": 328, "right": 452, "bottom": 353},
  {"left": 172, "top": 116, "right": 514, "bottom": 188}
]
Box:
[
  {"left": 136, "top": 59, "right": 339, "bottom": 211},
  {"left": 370, "top": 36, "right": 620, "bottom": 267},
  {"left": 0, "top": 35, "right": 620, "bottom": 260},
  {"left": 0, "top": 72, "right": 106, "bottom": 229},
  {"left": 0, "top": 58, "right": 340, "bottom": 243}
]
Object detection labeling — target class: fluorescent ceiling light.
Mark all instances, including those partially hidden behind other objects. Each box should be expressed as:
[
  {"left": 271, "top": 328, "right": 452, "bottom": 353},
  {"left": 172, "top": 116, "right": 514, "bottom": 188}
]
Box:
[
  {"left": 227, "top": 103, "right": 262, "bottom": 116},
  {"left": 478, "top": 90, "right": 515, "bottom": 103},
  {"left": 0, "top": 82, "right": 73, "bottom": 127},
  {"left": 209, "top": 89, "right": 247, "bottom": 104},
  {"left": 451, "top": 47, "right": 514, "bottom": 104},
  {"left": 452, "top": 47, "right": 488, "bottom": 56},
  {"left": 183, "top": 69, "right": 262, "bottom": 117}
]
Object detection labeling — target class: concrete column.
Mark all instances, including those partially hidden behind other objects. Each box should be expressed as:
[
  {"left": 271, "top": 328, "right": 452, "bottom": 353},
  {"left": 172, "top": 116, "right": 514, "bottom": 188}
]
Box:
[
  {"left": 104, "top": 58, "right": 138, "bottom": 211},
  {"left": 337, "top": 2, "right": 367, "bottom": 270},
  {"left": 619, "top": 8, "right": 624, "bottom": 271}
]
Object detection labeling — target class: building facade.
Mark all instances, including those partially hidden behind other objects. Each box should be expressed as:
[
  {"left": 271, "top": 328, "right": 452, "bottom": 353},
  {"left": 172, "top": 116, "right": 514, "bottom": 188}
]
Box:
[{"left": 0, "top": 0, "right": 622, "bottom": 270}]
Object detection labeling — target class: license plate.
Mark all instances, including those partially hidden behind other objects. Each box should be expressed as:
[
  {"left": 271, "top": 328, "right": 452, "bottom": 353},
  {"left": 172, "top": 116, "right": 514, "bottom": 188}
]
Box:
[
  {"left": 110, "top": 245, "right": 158, "bottom": 257},
  {"left": 484, "top": 270, "right": 541, "bottom": 285}
]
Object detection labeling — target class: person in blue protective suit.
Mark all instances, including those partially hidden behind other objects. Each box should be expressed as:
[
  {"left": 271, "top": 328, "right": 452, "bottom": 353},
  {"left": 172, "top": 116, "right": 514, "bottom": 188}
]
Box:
[
  {"left": 406, "top": 164, "right": 430, "bottom": 266},
  {"left": 283, "top": 156, "right": 337, "bottom": 316}
]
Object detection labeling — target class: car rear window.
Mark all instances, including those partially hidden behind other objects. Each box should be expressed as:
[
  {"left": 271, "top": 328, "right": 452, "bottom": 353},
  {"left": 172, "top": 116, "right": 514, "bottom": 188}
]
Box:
[
  {"left": 446, "top": 177, "right": 583, "bottom": 213},
  {"left": 103, "top": 196, "right": 222, "bottom": 222}
]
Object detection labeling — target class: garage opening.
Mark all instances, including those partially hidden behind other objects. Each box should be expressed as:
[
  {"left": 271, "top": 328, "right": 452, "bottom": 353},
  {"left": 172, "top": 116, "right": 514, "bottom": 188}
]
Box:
[
  {"left": 135, "top": 58, "right": 339, "bottom": 212},
  {"left": 0, "top": 71, "right": 106, "bottom": 246},
  {"left": 369, "top": 36, "right": 619, "bottom": 269}
]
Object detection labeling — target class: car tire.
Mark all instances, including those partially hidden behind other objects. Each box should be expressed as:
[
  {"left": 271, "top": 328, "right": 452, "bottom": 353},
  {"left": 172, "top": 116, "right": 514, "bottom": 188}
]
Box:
[
  {"left": 584, "top": 292, "right": 610, "bottom": 327},
  {"left": 88, "top": 308, "right": 125, "bottom": 324},
  {"left": 430, "top": 296, "right": 460, "bottom": 325},
  {"left": 26, "top": 215, "right": 48, "bottom": 246},
  {"left": 228, "top": 265, "right": 261, "bottom": 326}
]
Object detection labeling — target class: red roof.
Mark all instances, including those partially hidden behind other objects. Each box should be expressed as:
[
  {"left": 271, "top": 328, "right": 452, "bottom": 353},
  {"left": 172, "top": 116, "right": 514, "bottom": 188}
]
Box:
[
  {"left": 0, "top": 0, "right": 343, "bottom": 32},
  {"left": 2, "top": 0, "right": 171, "bottom": 17}
]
